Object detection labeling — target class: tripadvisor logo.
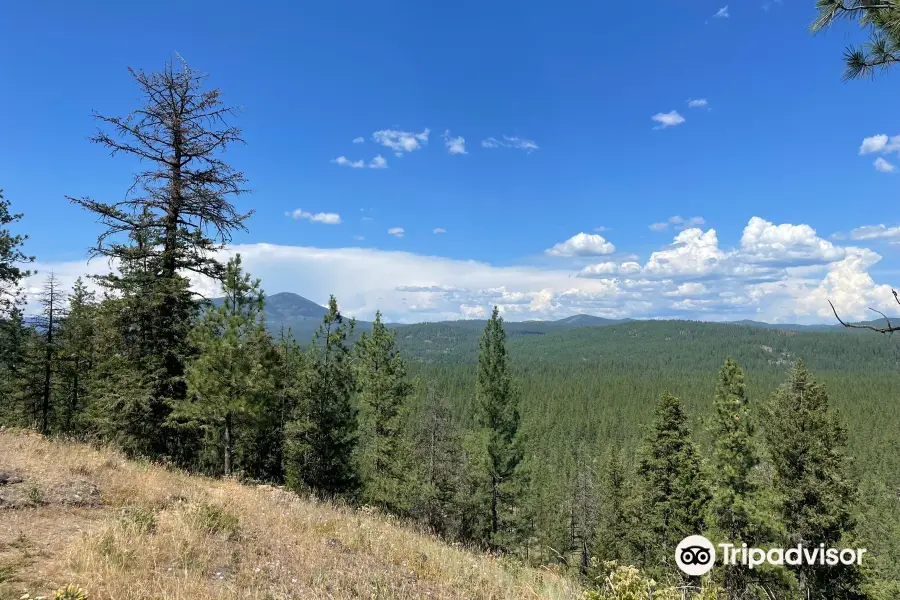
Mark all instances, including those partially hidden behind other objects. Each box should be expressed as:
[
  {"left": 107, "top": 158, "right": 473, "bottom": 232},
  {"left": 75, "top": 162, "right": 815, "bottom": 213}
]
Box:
[{"left": 675, "top": 535, "right": 867, "bottom": 576}]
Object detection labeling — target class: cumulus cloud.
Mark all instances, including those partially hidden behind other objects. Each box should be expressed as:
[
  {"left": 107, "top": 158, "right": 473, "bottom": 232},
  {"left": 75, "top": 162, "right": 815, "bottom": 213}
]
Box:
[
  {"left": 352, "top": 137, "right": 365, "bottom": 144},
  {"left": 21, "top": 216, "right": 895, "bottom": 325},
  {"left": 370, "top": 155, "right": 388, "bottom": 169},
  {"left": 664, "top": 282, "right": 709, "bottom": 297},
  {"left": 687, "top": 99, "right": 709, "bottom": 108},
  {"left": 859, "top": 134, "right": 900, "bottom": 155},
  {"left": 848, "top": 224, "right": 900, "bottom": 241},
  {"left": 874, "top": 157, "right": 896, "bottom": 173},
  {"left": 649, "top": 216, "right": 705, "bottom": 231},
  {"left": 331, "top": 156, "right": 365, "bottom": 169},
  {"left": 795, "top": 248, "right": 897, "bottom": 321},
  {"left": 443, "top": 131, "right": 467, "bottom": 155},
  {"left": 578, "top": 261, "right": 641, "bottom": 278},
  {"left": 545, "top": 233, "right": 616, "bottom": 257},
  {"left": 285, "top": 209, "right": 342, "bottom": 225},
  {"left": 387, "top": 227, "right": 405, "bottom": 238},
  {"left": 372, "top": 128, "right": 430, "bottom": 154},
  {"left": 481, "top": 135, "right": 539, "bottom": 152},
  {"left": 433, "top": 228, "right": 447, "bottom": 234},
  {"left": 644, "top": 228, "right": 725, "bottom": 277},
  {"left": 739, "top": 217, "right": 844, "bottom": 264},
  {"left": 651, "top": 111, "right": 685, "bottom": 129}
]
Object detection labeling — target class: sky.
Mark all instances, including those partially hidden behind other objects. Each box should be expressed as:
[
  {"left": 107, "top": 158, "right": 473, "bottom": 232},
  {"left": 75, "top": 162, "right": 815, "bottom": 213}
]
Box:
[{"left": 2, "top": 0, "right": 900, "bottom": 324}]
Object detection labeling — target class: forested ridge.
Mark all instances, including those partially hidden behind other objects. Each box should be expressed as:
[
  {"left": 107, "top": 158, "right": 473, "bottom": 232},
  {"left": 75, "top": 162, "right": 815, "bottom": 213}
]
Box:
[{"left": 2, "top": 59, "right": 899, "bottom": 600}]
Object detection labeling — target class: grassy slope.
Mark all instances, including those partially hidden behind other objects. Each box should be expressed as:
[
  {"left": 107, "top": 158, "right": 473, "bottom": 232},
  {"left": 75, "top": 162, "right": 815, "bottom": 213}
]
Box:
[{"left": 0, "top": 431, "right": 579, "bottom": 600}]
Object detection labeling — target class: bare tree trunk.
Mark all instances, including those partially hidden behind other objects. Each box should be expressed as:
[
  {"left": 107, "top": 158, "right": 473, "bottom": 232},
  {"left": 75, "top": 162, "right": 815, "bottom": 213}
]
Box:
[{"left": 40, "top": 286, "right": 54, "bottom": 434}]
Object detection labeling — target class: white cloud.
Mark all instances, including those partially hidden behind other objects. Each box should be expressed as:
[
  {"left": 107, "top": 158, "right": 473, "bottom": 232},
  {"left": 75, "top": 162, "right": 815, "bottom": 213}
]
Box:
[
  {"left": 545, "top": 233, "right": 616, "bottom": 257},
  {"left": 664, "top": 282, "right": 708, "bottom": 297},
  {"left": 443, "top": 131, "right": 467, "bottom": 155},
  {"left": 285, "top": 209, "right": 342, "bottom": 225},
  {"left": 874, "top": 157, "right": 896, "bottom": 173},
  {"left": 388, "top": 227, "right": 405, "bottom": 238},
  {"left": 714, "top": 5, "right": 729, "bottom": 18},
  {"left": 578, "top": 261, "right": 642, "bottom": 278},
  {"left": 644, "top": 228, "right": 726, "bottom": 277},
  {"left": 739, "top": 216, "right": 845, "bottom": 264},
  {"left": 795, "top": 248, "right": 897, "bottom": 321},
  {"left": 687, "top": 99, "right": 709, "bottom": 108},
  {"left": 21, "top": 219, "right": 896, "bottom": 324},
  {"left": 433, "top": 228, "right": 447, "bottom": 234},
  {"left": 331, "top": 156, "right": 366, "bottom": 169},
  {"left": 370, "top": 154, "right": 388, "bottom": 169},
  {"left": 593, "top": 226, "right": 610, "bottom": 232},
  {"left": 353, "top": 235, "right": 365, "bottom": 241},
  {"left": 848, "top": 224, "right": 900, "bottom": 241},
  {"left": 481, "top": 135, "right": 539, "bottom": 152},
  {"left": 372, "top": 128, "right": 430, "bottom": 154},
  {"left": 858, "top": 134, "right": 900, "bottom": 155},
  {"left": 352, "top": 137, "right": 365, "bottom": 144},
  {"left": 651, "top": 111, "right": 685, "bottom": 129},
  {"left": 650, "top": 216, "right": 706, "bottom": 232}
]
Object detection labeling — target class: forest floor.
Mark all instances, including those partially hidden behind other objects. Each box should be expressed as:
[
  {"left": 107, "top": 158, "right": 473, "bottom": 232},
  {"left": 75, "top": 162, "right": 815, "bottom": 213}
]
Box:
[{"left": 0, "top": 429, "right": 580, "bottom": 600}]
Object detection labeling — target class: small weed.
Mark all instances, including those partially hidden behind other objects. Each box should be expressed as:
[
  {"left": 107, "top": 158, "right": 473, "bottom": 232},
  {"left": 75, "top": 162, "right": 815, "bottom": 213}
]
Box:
[
  {"left": 0, "top": 563, "right": 16, "bottom": 583},
  {"left": 26, "top": 486, "right": 43, "bottom": 505},
  {"left": 193, "top": 502, "right": 240, "bottom": 540},
  {"left": 119, "top": 507, "right": 157, "bottom": 534},
  {"left": 18, "top": 584, "right": 89, "bottom": 600}
]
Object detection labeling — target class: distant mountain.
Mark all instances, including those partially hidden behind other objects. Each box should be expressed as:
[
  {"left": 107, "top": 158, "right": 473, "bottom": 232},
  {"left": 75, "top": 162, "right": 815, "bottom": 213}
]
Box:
[
  {"left": 553, "top": 314, "right": 629, "bottom": 327},
  {"left": 207, "top": 291, "right": 891, "bottom": 341}
]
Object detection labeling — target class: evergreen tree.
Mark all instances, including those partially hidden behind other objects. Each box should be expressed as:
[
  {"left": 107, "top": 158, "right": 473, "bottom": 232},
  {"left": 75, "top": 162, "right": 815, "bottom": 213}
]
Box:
[
  {"left": 595, "top": 446, "right": 632, "bottom": 564},
  {"left": 68, "top": 59, "right": 250, "bottom": 459},
  {"left": 473, "top": 306, "right": 523, "bottom": 548},
  {"left": 354, "top": 311, "right": 413, "bottom": 513},
  {"left": 84, "top": 225, "right": 198, "bottom": 458},
  {"left": 284, "top": 296, "right": 358, "bottom": 499},
  {"left": 764, "top": 361, "right": 865, "bottom": 599},
  {"left": 708, "top": 358, "right": 770, "bottom": 598},
  {"left": 0, "top": 190, "right": 34, "bottom": 318},
  {"left": 175, "top": 255, "right": 274, "bottom": 476},
  {"left": 811, "top": 0, "right": 900, "bottom": 80},
  {"left": 236, "top": 329, "right": 308, "bottom": 482},
  {"left": 56, "top": 278, "right": 97, "bottom": 432},
  {"left": 633, "top": 392, "right": 710, "bottom": 575},
  {"left": 412, "top": 387, "right": 466, "bottom": 538},
  {"left": 35, "top": 273, "right": 66, "bottom": 434}
]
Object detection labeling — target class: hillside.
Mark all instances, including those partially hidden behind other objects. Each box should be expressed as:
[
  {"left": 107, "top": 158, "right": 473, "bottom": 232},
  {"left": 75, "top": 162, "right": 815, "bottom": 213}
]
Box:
[
  {"left": 245, "top": 292, "right": 891, "bottom": 347},
  {"left": 0, "top": 430, "right": 579, "bottom": 600}
]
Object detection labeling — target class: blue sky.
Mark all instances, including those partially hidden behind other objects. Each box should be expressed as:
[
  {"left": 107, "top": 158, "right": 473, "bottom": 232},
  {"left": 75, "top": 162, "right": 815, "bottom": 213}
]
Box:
[{"left": 2, "top": 0, "right": 900, "bottom": 323}]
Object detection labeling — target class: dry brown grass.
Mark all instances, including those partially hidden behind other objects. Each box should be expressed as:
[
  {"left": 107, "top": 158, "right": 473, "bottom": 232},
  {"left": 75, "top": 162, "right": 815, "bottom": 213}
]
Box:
[{"left": 0, "top": 430, "right": 581, "bottom": 600}]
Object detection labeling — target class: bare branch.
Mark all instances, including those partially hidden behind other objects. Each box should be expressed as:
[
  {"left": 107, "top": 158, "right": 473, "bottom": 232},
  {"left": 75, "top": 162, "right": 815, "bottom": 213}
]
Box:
[{"left": 828, "top": 298, "right": 900, "bottom": 333}]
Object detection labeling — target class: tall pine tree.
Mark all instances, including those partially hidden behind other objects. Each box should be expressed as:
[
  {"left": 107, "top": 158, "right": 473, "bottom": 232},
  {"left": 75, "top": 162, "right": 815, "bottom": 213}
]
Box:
[
  {"left": 56, "top": 278, "right": 97, "bottom": 432},
  {"left": 354, "top": 311, "right": 413, "bottom": 513},
  {"left": 0, "top": 190, "right": 34, "bottom": 317},
  {"left": 284, "top": 296, "right": 358, "bottom": 499},
  {"left": 473, "top": 306, "right": 522, "bottom": 549},
  {"left": 68, "top": 59, "right": 250, "bottom": 459},
  {"left": 633, "top": 392, "right": 710, "bottom": 575},
  {"left": 708, "top": 358, "right": 769, "bottom": 599},
  {"left": 765, "top": 361, "right": 865, "bottom": 599},
  {"left": 175, "top": 255, "right": 274, "bottom": 476}
]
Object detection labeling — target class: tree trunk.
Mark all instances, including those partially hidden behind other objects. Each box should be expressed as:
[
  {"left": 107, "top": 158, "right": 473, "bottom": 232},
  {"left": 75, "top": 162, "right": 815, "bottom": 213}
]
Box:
[
  {"left": 491, "top": 475, "right": 499, "bottom": 536},
  {"left": 224, "top": 412, "right": 233, "bottom": 476},
  {"left": 40, "top": 294, "right": 54, "bottom": 434}
]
